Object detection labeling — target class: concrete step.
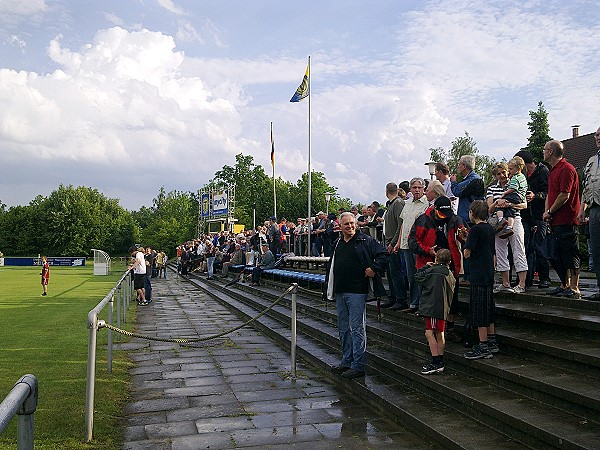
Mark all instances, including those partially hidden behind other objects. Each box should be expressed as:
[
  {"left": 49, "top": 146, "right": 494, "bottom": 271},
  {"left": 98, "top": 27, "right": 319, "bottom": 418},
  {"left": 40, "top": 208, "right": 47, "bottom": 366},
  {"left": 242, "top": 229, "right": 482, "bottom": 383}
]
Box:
[
  {"left": 187, "top": 274, "right": 600, "bottom": 448},
  {"left": 186, "top": 276, "right": 526, "bottom": 449}
]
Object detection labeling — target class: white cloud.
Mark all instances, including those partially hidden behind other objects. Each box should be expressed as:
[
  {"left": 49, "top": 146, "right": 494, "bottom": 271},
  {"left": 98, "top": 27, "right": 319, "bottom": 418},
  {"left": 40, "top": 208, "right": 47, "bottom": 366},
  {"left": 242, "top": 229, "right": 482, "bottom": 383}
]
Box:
[
  {"left": 0, "top": 27, "right": 248, "bottom": 208},
  {"left": 0, "top": 0, "right": 47, "bottom": 18},
  {"left": 156, "top": 0, "right": 184, "bottom": 16},
  {"left": 102, "top": 12, "right": 124, "bottom": 27},
  {"left": 7, "top": 35, "right": 26, "bottom": 52}
]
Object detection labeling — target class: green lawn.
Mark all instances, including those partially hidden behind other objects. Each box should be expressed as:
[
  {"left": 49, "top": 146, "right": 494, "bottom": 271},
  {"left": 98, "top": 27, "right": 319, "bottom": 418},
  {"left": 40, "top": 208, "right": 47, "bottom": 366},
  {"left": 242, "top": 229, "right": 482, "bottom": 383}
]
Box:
[{"left": 0, "top": 261, "right": 135, "bottom": 449}]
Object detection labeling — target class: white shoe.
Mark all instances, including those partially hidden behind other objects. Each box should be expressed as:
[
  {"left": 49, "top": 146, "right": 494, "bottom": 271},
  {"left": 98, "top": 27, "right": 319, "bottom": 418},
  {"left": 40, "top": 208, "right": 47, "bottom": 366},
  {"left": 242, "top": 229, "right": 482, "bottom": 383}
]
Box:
[
  {"left": 493, "top": 285, "right": 514, "bottom": 294},
  {"left": 513, "top": 285, "right": 526, "bottom": 294}
]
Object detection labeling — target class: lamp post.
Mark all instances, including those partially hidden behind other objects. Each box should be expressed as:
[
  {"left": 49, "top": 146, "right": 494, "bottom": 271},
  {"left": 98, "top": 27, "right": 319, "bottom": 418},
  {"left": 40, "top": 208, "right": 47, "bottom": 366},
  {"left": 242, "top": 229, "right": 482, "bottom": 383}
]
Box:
[
  {"left": 324, "top": 192, "right": 333, "bottom": 215},
  {"left": 425, "top": 161, "right": 437, "bottom": 180}
]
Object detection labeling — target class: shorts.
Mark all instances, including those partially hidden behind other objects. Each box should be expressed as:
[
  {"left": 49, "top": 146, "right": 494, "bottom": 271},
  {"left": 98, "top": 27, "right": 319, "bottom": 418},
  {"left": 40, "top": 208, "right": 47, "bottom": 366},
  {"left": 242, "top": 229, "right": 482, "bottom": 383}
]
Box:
[
  {"left": 549, "top": 225, "right": 580, "bottom": 270},
  {"left": 134, "top": 273, "right": 145, "bottom": 290},
  {"left": 498, "top": 192, "right": 522, "bottom": 219},
  {"left": 469, "top": 285, "right": 495, "bottom": 327},
  {"left": 425, "top": 317, "right": 446, "bottom": 332},
  {"left": 41, "top": 278, "right": 49, "bottom": 286}
]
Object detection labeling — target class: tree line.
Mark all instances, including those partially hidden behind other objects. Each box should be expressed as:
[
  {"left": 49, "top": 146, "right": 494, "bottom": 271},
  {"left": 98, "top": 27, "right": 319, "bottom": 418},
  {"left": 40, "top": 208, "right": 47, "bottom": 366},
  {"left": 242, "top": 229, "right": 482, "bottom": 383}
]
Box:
[{"left": 0, "top": 102, "right": 550, "bottom": 258}]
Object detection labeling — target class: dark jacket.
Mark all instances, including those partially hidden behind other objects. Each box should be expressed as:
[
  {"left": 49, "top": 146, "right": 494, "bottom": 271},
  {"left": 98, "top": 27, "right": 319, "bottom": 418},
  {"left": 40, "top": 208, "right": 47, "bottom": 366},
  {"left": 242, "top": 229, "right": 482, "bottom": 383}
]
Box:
[
  {"left": 325, "top": 231, "right": 389, "bottom": 300},
  {"left": 521, "top": 162, "right": 549, "bottom": 223},
  {"left": 414, "top": 263, "right": 455, "bottom": 320},
  {"left": 408, "top": 207, "right": 465, "bottom": 277},
  {"left": 259, "top": 250, "right": 277, "bottom": 270}
]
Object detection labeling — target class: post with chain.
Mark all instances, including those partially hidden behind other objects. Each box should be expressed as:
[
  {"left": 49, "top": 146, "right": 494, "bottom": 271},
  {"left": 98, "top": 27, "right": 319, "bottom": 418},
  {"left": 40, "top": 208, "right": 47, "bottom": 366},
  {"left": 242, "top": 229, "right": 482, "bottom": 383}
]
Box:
[
  {"left": 117, "top": 284, "right": 121, "bottom": 329},
  {"left": 291, "top": 283, "right": 298, "bottom": 379},
  {"left": 85, "top": 311, "right": 98, "bottom": 443},
  {"left": 107, "top": 295, "right": 114, "bottom": 374}
]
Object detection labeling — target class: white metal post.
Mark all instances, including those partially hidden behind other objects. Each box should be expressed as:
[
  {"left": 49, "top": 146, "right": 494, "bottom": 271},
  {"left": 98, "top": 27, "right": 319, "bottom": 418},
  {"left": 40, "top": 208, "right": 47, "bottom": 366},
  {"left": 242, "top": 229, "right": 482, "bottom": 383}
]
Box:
[
  {"left": 107, "top": 296, "right": 113, "bottom": 374},
  {"left": 291, "top": 283, "right": 298, "bottom": 379},
  {"left": 85, "top": 312, "right": 98, "bottom": 443}
]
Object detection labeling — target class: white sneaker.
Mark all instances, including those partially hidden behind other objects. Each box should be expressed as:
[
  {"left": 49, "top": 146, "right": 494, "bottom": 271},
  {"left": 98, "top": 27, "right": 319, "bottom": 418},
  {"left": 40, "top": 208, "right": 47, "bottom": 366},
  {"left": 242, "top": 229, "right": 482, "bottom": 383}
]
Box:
[
  {"left": 513, "top": 285, "right": 526, "bottom": 294},
  {"left": 493, "top": 285, "right": 514, "bottom": 294}
]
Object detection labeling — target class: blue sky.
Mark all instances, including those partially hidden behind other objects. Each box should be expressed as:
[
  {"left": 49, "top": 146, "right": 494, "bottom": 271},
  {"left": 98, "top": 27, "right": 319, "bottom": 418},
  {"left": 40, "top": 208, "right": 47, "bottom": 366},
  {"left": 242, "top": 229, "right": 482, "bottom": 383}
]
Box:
[{"left": 1, "top": 0, "right": 599, "bottom": 210}]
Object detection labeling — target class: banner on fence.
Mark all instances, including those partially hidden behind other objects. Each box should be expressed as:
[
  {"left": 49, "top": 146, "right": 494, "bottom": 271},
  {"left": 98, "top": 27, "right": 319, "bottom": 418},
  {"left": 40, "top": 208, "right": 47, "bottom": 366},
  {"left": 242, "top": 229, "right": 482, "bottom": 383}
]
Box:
[{"left": 3, "top": 257, "right": 86, "bottom": 267}]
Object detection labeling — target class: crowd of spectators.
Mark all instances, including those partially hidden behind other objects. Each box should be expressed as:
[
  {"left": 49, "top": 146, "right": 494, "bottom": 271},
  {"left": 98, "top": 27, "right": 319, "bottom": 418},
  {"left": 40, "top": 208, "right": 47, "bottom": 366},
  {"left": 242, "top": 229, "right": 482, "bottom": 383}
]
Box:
[{"left": 173, "top": 133, "right": 599, "bottom": 307}]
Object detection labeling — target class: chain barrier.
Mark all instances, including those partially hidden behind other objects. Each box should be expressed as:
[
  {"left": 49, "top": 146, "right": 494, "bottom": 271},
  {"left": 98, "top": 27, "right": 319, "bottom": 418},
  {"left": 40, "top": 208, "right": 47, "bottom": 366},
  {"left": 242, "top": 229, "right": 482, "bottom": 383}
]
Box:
[{"left": 97, "top": 284, "right": 296, "bottom": 344}]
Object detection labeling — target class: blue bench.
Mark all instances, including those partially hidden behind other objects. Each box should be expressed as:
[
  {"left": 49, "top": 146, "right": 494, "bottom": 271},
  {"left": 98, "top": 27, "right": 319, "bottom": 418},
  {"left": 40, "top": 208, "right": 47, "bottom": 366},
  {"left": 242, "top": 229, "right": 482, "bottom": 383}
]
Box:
[{"left": 228, "top": 265, "right": 325, "bottom": 288}]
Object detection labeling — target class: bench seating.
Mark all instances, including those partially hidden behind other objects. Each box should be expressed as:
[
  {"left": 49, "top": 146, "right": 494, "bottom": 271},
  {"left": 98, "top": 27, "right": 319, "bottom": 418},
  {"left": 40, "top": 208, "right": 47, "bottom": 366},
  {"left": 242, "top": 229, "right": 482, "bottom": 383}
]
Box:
[
  {"left": 228, "top": 265, "right": 325, "bottom": 288},
  {"left": 281, "top": 256, "right": 329, "bottom": 270}
]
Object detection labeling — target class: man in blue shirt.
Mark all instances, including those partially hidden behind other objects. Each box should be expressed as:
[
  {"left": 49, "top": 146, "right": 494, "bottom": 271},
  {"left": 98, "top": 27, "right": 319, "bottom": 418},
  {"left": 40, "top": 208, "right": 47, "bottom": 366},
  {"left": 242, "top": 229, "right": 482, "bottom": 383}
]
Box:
[{"left": 450, "top": 155, "right": 485, "bottom": 226}]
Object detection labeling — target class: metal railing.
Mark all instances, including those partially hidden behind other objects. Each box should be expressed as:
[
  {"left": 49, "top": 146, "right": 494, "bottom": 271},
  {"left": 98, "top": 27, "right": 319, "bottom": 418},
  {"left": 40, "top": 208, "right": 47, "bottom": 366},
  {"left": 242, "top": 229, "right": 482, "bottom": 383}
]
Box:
[
  {"left": 0, "top": 374, "right": 38, "bottom": 450},
  {"left": 85, "top": 270, "right": 134, "bottom": 443}
]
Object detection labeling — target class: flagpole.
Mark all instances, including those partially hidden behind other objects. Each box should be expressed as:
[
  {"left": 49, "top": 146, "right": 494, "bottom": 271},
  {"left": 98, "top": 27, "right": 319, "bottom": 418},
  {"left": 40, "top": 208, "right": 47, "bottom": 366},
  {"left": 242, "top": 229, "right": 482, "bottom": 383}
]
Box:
[
  {"left": 306, "top": 56, "right": 312, "bottom": 256},
  {"left": 271, "top": 121, "right": 277, "bottom": 218}
]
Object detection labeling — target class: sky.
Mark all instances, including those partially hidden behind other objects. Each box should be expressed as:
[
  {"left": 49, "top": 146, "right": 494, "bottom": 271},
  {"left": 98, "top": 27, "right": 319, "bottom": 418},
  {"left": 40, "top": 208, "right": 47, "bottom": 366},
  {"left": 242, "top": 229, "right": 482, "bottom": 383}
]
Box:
[{"left": 1, "top": 0, "right": 599, "bottom": 211}]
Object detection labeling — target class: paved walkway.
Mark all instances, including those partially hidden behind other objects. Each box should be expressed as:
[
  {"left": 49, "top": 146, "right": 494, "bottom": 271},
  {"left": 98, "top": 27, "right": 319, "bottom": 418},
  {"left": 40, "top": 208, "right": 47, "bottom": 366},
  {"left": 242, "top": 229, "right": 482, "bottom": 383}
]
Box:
[{"left": 120, "top": 275, "right": 429, "bottom": 449}]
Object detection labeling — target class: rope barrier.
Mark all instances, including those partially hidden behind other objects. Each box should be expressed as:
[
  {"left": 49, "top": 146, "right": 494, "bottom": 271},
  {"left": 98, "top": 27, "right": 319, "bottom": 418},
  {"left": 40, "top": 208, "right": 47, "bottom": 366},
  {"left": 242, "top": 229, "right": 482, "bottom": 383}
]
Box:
[{"left": 97, "top": 285, "right": 296, "bottom": 344}]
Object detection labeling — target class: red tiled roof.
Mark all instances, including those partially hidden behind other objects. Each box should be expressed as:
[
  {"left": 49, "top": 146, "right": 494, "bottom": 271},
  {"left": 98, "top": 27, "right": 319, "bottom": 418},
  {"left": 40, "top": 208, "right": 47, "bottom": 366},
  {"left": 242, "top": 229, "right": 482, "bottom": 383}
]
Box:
[{"left": 562, "top": 132, "right": 596, "bottom": 170}]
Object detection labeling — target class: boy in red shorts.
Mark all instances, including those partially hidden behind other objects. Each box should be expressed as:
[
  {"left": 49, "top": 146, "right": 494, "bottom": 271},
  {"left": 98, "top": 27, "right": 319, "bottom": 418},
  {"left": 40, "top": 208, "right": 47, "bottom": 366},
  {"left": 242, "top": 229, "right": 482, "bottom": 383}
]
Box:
[{"left": 414, "top": 248, "right": 455, "bottom": 374}]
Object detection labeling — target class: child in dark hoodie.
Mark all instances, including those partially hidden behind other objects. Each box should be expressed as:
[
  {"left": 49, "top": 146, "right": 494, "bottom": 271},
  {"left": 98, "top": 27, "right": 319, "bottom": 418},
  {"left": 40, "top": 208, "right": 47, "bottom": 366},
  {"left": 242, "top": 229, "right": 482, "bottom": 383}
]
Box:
[{"left": 415, "top": 248, "right": 455, "bottom": 374}]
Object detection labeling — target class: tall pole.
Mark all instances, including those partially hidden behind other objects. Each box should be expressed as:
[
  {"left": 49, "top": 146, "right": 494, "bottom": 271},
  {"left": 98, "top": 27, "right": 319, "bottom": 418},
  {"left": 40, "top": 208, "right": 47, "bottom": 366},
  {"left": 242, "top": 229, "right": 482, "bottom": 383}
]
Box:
[
  {"left": 306, "top": 56, "right": 312, "bottom": 255},
  {"left": 271, "top": 122, "right": 277, "bottom": 218}
]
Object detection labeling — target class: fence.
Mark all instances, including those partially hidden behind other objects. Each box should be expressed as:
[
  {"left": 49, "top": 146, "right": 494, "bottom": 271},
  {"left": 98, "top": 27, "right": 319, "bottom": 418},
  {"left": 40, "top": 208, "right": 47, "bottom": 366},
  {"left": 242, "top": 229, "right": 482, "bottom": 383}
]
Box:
[
  {"left": 0, "top": 374, "right": 38, "bottom": 450},
  {"left": 85, "top": 270, "right": 134, "bottom": 443}
]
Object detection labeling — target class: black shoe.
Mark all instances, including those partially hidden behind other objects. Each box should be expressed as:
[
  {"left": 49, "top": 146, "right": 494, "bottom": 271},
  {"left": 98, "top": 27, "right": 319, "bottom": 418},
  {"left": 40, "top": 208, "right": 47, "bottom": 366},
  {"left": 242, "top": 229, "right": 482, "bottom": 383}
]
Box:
[
  {"left": 41, "top": 292, "right": 47, "bottom": 296},
  {"left": 421, "top": 362, "right": 444, "bottom": 375},
  {"left": 389, "top": 303, "right": 408, "bottom": 311},
  {"left": 380, "top": 300, "right": 396, "bottom": 308},
  {"left": 556, "top": 288, "right": 582, "bottom": 299},
  {"left": 341, "top": 368, "right": 365, "bottom": 379},
  {"left": 538, "top": 280, "right": 550, "bottom": 289},
  {"left": 330, "top": 364, "right": 351, "bottom": 375},
  {"left": 546, "top": 286, "right": 565, "bottom": 296},
  {"left": 464, "top": 344, "right": 493, "bottom": 360},
  {"left": 401, "top": 307, "right": 418, "bottom": 314}
]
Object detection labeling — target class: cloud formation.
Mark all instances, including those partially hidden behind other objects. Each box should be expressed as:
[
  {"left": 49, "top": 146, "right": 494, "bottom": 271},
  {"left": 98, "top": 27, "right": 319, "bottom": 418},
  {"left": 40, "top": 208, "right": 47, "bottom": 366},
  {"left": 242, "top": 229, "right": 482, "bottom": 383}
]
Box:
[{"left": 0, "top": 0, "right": 598, "bottom": 212}]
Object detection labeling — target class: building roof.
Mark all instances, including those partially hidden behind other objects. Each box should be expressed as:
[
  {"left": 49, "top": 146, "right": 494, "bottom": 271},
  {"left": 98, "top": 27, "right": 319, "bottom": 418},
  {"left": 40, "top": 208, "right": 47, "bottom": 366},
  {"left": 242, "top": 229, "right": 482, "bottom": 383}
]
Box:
[{"left": 562, "top": 131, "right": 596, "bottom": 171}]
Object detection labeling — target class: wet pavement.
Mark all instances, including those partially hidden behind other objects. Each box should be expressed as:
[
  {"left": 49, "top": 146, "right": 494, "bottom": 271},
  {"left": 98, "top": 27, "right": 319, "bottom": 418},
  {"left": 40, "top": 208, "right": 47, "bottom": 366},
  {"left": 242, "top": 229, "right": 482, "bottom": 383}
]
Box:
[{"left": 120, "top": 276, "right": 432, "bottom": 449}]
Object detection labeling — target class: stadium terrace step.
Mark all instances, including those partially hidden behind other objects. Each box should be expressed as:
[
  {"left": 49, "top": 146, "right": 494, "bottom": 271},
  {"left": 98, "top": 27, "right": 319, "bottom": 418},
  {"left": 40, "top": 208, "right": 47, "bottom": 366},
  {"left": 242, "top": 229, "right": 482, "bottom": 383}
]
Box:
[
  {"left": 185, "top": 275, "right": 524, "bottom": 449},
  {"left": 182, "top": 272, "right": 600, "bottom": 449}
]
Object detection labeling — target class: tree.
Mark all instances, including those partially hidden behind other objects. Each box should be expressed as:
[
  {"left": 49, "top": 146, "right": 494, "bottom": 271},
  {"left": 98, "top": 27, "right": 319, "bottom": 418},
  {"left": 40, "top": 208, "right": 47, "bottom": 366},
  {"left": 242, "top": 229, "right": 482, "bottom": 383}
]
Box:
[
  {"left": 430, "top": 132, "right": 495, "bottom": 186},
  {"left": 521, "top": 101, "right": 552, "bottom": 163},
  {"left": 139, "top": 189, "right": 197, "bottom": 254},
  {"left": 0, "top": 186, "right": 137, "bottom": 256},
  {"left": 213, "top": 153, "right": 271, "bottom": 228}
]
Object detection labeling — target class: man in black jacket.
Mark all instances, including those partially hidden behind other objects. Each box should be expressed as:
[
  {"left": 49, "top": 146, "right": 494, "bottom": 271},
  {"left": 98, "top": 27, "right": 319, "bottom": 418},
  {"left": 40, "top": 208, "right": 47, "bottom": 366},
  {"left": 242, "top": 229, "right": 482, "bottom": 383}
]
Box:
[
  {"left": 326, "top": 212, "right": 389, "bottom": 379},
  {"left": 515, "top": 150, "right": 550, "bottom": 288}
]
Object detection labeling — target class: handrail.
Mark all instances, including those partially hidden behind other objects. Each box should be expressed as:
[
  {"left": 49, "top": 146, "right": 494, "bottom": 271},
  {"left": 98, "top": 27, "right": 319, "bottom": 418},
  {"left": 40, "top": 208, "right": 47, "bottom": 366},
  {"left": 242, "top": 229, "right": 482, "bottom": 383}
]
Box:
[
  {"left": 0, "top": 374, "right": 38, "bottom": 450},
  {"left": 85, "top": 270, "right": 134, "bottom": 443}
]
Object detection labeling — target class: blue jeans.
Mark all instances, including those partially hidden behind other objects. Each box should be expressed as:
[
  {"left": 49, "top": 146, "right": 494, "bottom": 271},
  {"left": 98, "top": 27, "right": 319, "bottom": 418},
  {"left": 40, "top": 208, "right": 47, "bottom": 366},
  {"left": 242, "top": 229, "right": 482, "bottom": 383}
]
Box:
[
  {"left": 401, "top": 249, "right": 420, "bottom": 308},
  {"left": 144, "top": 275, "right": 152, "bottom": 301},
  {"left": 387, "top": 251, "right": 407, "bottom": 307},
  {"left": 590, "top": 206, "right": 600, "bottom": 289},
  {"left": 207, "top": 256, "right": 215, "bottom": 278},
  {"left": 335, "top": 292, "right": 367, "bottom": 372}
]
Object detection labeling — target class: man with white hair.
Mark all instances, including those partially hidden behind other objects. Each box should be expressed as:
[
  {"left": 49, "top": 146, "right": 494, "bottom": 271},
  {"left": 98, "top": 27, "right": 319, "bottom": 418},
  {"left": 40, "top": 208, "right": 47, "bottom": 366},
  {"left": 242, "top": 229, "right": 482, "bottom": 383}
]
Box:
[
  {"left": 450, "top": 155, "right": 485, "bottom": 225},
  {"left": 394, "top": 177, "right": 429, "bottom": 313}
]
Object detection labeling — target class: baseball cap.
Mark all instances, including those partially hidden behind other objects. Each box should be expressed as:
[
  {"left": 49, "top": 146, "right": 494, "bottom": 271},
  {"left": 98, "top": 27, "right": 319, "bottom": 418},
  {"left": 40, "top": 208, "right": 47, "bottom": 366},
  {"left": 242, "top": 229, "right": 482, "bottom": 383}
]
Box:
[{"left": 434, "top": 196, "right": 453, "bottom": 218}]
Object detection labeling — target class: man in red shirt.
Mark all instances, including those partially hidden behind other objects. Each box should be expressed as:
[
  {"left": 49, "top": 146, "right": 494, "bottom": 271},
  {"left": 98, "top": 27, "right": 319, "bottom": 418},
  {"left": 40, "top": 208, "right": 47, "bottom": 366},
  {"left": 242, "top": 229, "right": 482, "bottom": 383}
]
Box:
[{"left": 542, "top": 140, "right": 581, "bottom": 298}]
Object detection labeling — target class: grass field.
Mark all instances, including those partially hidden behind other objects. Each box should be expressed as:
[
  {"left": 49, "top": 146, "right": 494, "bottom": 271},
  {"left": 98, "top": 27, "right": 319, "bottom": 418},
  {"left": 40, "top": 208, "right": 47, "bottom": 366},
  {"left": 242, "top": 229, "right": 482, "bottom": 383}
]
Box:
[{"left": 0, "top": 261, "right": 135, "bottom": 449}]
